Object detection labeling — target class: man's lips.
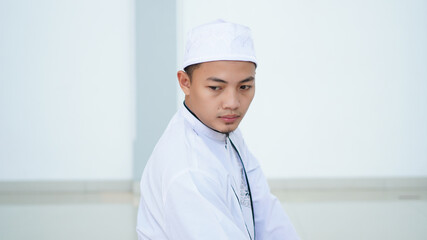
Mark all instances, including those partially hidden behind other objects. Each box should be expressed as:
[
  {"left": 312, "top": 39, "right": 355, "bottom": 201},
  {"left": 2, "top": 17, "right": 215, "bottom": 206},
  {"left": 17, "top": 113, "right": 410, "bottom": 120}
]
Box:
[{"left": 219, "top": 115, "right": 240, "bottom": 123}]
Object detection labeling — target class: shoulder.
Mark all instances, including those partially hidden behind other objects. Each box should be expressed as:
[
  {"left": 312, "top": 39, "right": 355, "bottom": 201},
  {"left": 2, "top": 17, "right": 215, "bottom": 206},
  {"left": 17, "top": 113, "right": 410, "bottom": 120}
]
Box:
[
  {"left": 142, "top": 109, "right": 228, "bottom": 189},
  {"left": 146, "top": 110, "right": 195, "bottom": 173}
]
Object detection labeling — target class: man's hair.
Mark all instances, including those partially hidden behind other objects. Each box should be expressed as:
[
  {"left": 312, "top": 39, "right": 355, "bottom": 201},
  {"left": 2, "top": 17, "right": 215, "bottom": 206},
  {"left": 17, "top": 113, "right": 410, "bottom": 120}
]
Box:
[{"left": 184, "top": 63, "right": 201, "bottom": 81}]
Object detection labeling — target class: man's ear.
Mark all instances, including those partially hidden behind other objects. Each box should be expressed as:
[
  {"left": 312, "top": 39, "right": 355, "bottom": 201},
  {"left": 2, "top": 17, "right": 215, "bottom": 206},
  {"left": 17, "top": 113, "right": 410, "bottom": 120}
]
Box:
[{"left": 177, "top": 70, "right": 191, "bottom": 95}]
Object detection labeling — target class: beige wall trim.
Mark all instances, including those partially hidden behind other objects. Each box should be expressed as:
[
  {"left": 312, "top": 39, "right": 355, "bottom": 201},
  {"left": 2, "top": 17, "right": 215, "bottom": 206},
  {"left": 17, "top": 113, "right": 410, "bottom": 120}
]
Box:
[
  {"left": 1, "top": 178, "right": 426, "bottom": 194},
  {"left": 0, "top": 181, "right": 133, "bottom": 193},
  {"left": 268, "top": 177, "right": 427, "bottom": 191}
]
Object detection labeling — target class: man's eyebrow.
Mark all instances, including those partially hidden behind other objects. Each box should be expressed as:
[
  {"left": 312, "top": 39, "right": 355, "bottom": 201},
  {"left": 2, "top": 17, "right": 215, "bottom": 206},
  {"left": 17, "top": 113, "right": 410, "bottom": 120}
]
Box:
[
  {"left": 206, "top": 76, "right": 255, "bottom": 83},
  {"left": 206, "top": 77, "right": 227, "bottom": 83},
  {"left": 240, "top": 76, "right": 255, "bottom": 83}
]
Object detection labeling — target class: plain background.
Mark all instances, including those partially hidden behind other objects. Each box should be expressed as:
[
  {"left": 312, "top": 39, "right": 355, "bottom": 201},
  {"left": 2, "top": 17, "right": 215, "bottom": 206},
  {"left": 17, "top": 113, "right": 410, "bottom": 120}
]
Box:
[{"left": 1, "top": 0, "right": 426, "bottom": 181}]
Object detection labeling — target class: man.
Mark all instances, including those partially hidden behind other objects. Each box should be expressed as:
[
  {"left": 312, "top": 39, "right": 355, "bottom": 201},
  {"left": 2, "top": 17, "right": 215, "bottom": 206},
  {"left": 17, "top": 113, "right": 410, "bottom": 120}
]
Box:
[{"left": 137, "top": 20, "right": 299, "bottom": 240}]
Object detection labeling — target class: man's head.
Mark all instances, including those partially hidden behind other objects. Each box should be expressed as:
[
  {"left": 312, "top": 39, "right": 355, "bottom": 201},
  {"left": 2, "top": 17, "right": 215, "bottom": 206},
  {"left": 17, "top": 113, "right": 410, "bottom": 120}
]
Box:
[
  {"left": 178, "top": 60, "right": 255, "bottom": 133},
  {"left": 179, "top": 20, "right": 257, "bottom": 133}
]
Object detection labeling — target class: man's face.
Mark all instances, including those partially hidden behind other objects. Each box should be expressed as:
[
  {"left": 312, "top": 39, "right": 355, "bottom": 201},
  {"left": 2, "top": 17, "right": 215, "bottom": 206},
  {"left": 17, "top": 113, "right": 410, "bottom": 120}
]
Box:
[{"left": 179, "top": 60, "right": 256, "bottom": 133}]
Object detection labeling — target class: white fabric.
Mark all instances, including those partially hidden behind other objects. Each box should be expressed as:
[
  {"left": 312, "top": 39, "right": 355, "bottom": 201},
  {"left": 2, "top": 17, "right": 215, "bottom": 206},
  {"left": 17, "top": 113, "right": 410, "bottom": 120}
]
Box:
[
  {"left": 182, "top": 19, "right": 257, "bottom": 69},
  {"left": 137, "top": 104, "right": 300, "bottom": 240},
  {"left": 226, "top": 137, "right": 254, "bottom": 238}
]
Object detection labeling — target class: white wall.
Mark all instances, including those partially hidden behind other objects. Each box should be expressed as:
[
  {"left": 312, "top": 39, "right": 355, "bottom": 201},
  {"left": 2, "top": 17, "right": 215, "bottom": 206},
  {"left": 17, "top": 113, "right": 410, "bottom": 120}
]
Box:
[
  {"left": 177, "top": 0, "right": 427, "bottom": 178},
  {"left": 1, "top": 0, "right": 425, "bottom": 181},
  {"left": 0, "top": 0, "right": 135, "bottom": 180}
]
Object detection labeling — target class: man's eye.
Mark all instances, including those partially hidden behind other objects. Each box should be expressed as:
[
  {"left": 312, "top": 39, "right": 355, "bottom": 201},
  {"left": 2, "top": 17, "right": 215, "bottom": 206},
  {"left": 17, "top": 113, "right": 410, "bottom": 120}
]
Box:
[
  {"left": 240, "top": 85, "right": 252, "bottom": 90},
  {"left": 209, "top": 86, "right": 221, "bottom": 91}
]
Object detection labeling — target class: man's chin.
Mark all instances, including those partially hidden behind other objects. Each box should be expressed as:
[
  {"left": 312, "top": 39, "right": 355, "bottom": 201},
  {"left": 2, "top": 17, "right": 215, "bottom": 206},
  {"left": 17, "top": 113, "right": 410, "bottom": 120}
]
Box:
[
  {"left": 216, "top": 125, "right": 238, "bottom": 134},
  {"left": 207, "top": 120, "right": 240, "bottom": 134}
]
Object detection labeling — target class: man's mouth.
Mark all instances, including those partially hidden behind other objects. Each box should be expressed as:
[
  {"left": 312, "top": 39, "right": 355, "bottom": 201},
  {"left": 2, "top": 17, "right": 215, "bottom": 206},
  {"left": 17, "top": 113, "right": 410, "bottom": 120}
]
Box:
[{"left": 219, "top": 115, "right": 240, "bottom": 123}]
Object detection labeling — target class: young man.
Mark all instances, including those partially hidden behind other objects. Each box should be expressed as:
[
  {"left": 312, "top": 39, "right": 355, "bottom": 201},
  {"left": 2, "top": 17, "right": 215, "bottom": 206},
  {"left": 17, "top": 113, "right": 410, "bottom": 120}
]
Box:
[{"left": 137, "top": 20, "right": 299, "bottom": 240}]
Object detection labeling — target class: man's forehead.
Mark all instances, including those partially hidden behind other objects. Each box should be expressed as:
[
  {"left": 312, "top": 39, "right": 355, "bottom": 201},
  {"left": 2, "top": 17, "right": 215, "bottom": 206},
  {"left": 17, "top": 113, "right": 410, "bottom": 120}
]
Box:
[
  {"left": 206, "top": 76, "right": 255, "bottom": 83},
  {"left": 196, "top": 60, "right": 256, "bottom": 70}
]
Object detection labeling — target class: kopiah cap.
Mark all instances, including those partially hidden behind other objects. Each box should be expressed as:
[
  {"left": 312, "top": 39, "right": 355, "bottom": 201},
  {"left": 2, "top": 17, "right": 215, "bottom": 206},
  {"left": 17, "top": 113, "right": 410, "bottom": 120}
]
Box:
[{"left": 182, "top": 19, "right": 257, "bottom": 69}]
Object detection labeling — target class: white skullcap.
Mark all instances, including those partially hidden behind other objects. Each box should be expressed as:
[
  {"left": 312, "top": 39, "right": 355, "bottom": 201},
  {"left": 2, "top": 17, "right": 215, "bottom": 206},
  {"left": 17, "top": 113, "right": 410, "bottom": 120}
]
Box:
[{"left": 182, "top": 19, "right": 257, "bottom": 69}]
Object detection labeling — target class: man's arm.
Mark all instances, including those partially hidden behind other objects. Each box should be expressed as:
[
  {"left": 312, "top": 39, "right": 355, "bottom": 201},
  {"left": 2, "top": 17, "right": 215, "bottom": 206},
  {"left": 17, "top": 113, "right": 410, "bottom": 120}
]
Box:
[{"left": 163, "top": 169, "right": 250, "bottom": 240}]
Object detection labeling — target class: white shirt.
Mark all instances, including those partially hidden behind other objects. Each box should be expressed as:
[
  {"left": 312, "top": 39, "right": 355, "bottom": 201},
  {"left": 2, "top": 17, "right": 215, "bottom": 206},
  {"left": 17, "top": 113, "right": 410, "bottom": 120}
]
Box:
[{"left": 137, "top": 104, "right": 299, "bottom": 240}]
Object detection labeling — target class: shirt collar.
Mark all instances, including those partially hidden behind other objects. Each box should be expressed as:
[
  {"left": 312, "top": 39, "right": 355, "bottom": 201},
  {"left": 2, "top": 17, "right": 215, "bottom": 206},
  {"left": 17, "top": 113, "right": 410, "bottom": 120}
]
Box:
[{"left": 181, "top": 102, "right": 228, "bottom": 142}]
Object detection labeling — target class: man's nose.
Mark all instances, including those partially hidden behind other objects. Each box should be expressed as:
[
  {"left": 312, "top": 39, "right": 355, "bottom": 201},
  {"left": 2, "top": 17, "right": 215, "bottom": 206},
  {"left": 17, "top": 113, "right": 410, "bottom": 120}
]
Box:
[{"left": 222, "top": 90, "right": 240, "bottom": 110}]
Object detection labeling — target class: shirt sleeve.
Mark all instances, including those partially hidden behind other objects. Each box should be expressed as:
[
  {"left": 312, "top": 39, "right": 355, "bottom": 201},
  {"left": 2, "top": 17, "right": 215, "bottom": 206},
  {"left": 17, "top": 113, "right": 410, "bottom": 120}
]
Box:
[
  {"left": 246, "top": 151, "right": 300, "bottom": 240},
  {"left": 163, "top": 169, "right": 250, "bottom": 240}
]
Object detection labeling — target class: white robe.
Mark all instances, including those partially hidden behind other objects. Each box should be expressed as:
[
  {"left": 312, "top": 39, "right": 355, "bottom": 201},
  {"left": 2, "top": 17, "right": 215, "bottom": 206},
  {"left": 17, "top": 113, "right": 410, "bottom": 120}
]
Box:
[{"left": 137, "top": 104, "right": 299, "bottom": 240}]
